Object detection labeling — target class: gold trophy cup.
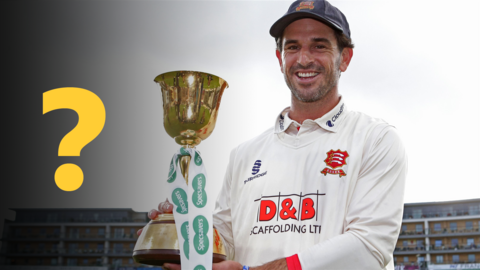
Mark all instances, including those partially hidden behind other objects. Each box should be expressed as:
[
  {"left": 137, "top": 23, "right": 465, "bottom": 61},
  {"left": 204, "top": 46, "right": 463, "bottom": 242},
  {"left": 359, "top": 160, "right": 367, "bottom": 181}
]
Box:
[{"left": 132, "top": 71, "right": 228, "bottom": 265}]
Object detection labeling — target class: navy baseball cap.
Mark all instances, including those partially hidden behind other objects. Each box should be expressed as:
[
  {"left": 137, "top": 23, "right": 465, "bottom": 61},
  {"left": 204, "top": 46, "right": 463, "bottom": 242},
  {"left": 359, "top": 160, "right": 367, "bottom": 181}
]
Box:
[{"left": 270, "top": 0, "right": 350, "bottom": 39}]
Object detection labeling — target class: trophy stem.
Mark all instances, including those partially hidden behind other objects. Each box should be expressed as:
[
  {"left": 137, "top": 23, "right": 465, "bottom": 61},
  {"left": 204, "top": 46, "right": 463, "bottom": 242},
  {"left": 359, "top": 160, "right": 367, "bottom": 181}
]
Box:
[{"left": 179, "top": 155, "right": 191, "bottom": 185}]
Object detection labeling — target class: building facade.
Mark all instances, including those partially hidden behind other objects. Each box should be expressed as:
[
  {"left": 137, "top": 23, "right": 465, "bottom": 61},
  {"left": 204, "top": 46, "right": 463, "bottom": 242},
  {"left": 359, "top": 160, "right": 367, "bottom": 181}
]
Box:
[
  {"left": 394, "top": 199, "right": 480, "bottom": 270},
  {"left": 0, "top": 208, "right": 160, "bottom": 270}
]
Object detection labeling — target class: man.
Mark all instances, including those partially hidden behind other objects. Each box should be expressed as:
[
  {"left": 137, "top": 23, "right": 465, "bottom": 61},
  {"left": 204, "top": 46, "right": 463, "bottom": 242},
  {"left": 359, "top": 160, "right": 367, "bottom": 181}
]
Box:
[{"left": 144, "top": 1, "right": 407, "bottom": 269}]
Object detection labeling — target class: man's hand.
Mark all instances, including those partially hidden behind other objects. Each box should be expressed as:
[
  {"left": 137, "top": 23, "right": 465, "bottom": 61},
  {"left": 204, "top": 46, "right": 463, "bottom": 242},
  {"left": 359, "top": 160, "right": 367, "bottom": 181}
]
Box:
[
  {"left": 162, "top": 259, "right": 286, "bottom": 270},
  {"left": 249, "top": 258, "right": 287, "bottom": 270},
  {"left": 163, "top": 261, "right": 242, "bottom": 270}
]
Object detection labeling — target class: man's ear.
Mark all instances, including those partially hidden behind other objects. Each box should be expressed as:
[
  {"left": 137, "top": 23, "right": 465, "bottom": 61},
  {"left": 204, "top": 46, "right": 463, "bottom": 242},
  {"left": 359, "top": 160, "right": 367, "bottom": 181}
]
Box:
[
  {"left": 339, "top": 47, "right": 353, "bottom": 72},
  {"left": 276, "top": 49, "right": 284, "bottom": 74}
]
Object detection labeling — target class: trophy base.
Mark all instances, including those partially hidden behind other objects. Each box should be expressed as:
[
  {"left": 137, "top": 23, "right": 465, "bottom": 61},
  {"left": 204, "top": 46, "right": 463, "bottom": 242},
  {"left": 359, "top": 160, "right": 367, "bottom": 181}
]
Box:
[
  {"left": 132, "top": 214, "right": 228, "bottom": 266},
  {"left": 133, "top": 249, "right": 227, "bottom": 266}
]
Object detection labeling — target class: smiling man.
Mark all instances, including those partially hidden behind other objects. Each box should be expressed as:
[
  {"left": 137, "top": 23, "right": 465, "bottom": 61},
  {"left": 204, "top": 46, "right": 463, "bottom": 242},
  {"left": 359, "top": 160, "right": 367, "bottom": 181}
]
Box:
[{"left": 149, "top": 1, "right": 407, "bottom": 270}]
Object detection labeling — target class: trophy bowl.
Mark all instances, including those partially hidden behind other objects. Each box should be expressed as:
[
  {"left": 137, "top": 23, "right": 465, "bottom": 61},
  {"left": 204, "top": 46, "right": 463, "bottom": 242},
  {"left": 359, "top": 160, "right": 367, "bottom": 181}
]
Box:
[
  {"left": 155, "top": 70, "right": 228, "bottom": 147},
  {"left": 132, "top": 71, "right": 229, "bottom": 265}
]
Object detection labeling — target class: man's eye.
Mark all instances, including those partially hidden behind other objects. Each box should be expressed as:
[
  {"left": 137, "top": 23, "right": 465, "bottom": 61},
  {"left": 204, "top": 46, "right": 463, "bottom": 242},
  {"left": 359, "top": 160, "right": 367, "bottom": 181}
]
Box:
[
  {"left": 316, "top": 45, "right": 326, "bottom": 49},
  {"left": 286, "top": 45, "right": 299, "bottom": 50}
]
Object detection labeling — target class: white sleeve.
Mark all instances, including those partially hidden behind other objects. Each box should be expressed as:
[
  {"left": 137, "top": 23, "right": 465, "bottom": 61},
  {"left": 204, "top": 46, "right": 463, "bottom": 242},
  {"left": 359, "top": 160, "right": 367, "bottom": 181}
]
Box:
[
  {"left": 298, "top": 127, "right": 407, "bottom": 270},
  {"left": 212, "top": 148, "right": 237, "bottom": 260}
]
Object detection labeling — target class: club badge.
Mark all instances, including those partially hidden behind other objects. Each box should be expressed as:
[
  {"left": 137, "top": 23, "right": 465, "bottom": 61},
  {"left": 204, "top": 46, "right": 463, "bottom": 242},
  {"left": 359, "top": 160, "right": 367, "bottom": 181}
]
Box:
[
  {"left": 321, "top": 149, "right": 349, "bottom": 177},
  {"left": 296, "top": 2, "right": 315, "bottom": 11}
]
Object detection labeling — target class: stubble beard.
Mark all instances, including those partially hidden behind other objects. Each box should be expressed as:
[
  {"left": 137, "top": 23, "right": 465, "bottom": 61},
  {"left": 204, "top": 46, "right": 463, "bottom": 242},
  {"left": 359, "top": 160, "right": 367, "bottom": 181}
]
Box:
[{"left": 284, "top": 57, "right": 341, "bottom": 103}]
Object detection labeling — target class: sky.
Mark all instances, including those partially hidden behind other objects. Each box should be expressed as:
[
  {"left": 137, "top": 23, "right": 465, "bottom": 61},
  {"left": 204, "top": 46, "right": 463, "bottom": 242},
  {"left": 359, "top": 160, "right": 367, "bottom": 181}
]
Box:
[{"left": 2, "top": 0, "right": 479, "bottom": 216}]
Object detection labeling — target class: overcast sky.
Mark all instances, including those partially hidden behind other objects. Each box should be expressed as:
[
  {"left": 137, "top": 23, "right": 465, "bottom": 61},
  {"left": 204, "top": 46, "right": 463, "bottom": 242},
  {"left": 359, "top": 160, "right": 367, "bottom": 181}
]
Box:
[{"left": 2, "top": 0, "right": 479, "bottom": 215}]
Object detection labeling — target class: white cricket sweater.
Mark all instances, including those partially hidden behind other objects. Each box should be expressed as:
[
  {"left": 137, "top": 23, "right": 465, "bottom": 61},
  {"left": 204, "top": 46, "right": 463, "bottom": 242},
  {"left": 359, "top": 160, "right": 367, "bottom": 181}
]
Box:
[{"left": 213, "top": 98, "right": 407, "bottom": 270}]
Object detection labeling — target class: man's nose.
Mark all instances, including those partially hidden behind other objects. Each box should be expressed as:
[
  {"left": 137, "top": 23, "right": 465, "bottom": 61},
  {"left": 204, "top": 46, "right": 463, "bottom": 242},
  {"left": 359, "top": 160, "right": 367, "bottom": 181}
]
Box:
[{"left": 297, "top": 48, "right": 314, "bottom": 66}]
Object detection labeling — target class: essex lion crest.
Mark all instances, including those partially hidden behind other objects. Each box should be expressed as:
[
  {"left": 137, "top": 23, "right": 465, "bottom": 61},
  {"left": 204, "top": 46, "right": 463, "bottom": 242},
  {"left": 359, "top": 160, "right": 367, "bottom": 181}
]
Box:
[{"left": 321, "top": 149, "right": 349, "bottom": 177}]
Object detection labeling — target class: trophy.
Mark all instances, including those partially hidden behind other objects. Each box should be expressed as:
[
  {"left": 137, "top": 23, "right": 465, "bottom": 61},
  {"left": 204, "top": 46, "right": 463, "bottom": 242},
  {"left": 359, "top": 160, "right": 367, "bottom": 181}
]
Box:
[{"left": 132, "top": 71, "right": 228, "bottom": 266}]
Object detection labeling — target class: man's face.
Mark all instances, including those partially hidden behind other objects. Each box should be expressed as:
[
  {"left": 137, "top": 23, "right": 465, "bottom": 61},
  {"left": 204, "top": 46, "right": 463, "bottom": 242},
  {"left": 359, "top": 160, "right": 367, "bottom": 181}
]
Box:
[{"left": 276, "top": 18, "right": 350, "bottom": 103}]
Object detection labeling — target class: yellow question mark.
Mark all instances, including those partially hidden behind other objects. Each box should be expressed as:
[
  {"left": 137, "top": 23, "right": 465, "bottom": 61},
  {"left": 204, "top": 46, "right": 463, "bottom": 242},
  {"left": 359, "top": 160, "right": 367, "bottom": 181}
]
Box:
[{"left": 43, "top": 87, "right": 106, "bottom": 192}]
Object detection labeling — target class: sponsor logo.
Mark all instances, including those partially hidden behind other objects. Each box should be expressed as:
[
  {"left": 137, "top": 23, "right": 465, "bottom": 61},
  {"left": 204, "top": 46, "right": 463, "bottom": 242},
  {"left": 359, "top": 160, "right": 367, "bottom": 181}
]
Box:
[
  {"left": 193, "top": 215, "right": 209, "bottom": 254},
  {"left": 194, "top": 266, "right": 206, "bottom": 270},
  {"left": 192, "top": 173, "right": 207, "bottom": 208},
  {"left": 172, "top": 188, "right": 188, "bottom": 214},
  {"left": 279, "top": 113, "right": 285, "bottom": 130},
  {"left": 250, "top": 223, "right": 321, "bottom": 235},
  {"left": 255, "top": 192, "right": 324, "bottom": 222},
  {"left": 181, "top": 221, "right": 189, "bottom": 259},
  {"left": 194, "top": 151, "right": 202, "bottom": 166},
  {"left": 180, "top": 147, "right": 189, "bottom": 156},
  {"left": 321, "top": 149, "right": 349, "bottom": 177},
  {"left": 252, "top": 160, "right": 262, "bottom": 175},
  {"left": 325, "top": 103, "right": 344, "bottom": 127},
  {"left": 167, "top": 158, "right": 177, "bottom": 183},
  {"left": 250, "top": 191, "right": 325, "bottom": 235},
  {"left": 296, "top": 1, "right": 314, "bottom": 11},
  {"left": 244, "top": 171, "right": 267, "bottom": 185}
]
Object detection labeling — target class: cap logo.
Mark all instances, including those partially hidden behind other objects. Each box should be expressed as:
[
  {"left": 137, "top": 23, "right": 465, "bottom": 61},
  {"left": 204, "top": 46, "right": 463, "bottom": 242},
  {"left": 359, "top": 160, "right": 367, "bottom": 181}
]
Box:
[{"left": 296, "top": 2, "right": 315, "bottom": 11}]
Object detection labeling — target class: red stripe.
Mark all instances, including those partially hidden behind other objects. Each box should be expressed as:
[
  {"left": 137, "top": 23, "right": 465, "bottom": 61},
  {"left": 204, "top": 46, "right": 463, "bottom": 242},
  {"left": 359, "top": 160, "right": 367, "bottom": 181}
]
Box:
[{"left": 286, "top": 254, "right": 302, "bottom": 270}]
